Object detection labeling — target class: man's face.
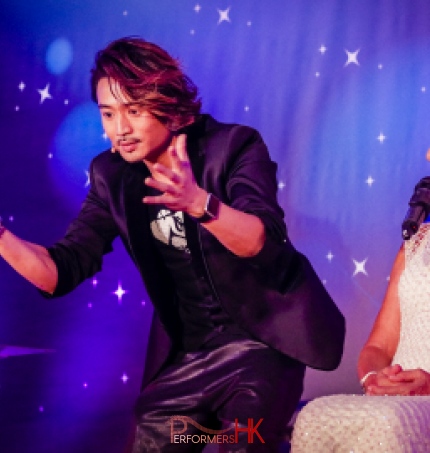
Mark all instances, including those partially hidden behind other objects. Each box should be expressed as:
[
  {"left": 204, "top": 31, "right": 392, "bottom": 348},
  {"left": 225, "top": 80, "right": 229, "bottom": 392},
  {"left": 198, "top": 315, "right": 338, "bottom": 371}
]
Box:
[{"left": 96, "top": 77, "right": 174, "bottom": 164}]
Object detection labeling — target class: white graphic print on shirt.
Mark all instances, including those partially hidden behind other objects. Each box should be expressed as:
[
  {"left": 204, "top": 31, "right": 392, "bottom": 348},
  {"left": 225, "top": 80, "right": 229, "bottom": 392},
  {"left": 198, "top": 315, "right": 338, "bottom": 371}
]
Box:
[{"left": 150, "top": 209, "right": 187, "bottom": 251}]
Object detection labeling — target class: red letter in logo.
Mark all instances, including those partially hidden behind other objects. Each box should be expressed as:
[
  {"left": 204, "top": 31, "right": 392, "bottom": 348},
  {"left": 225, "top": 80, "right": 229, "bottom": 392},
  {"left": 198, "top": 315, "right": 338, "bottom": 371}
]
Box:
[{"left": 234, "top": 418, "right": 265, "bottom": 444}]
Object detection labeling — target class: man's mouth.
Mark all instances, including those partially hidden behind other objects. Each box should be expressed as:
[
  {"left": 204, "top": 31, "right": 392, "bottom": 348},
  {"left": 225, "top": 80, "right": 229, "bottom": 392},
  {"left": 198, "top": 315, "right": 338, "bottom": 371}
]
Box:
[{"left": 118, "top": 139, "right": 140, "bottom": 152}]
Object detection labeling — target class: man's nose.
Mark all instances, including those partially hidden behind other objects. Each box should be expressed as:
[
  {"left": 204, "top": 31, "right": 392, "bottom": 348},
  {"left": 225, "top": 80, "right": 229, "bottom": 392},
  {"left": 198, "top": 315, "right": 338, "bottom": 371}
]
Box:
[{"left": 116, "top": 113, "right": 132, "bottom": 136}]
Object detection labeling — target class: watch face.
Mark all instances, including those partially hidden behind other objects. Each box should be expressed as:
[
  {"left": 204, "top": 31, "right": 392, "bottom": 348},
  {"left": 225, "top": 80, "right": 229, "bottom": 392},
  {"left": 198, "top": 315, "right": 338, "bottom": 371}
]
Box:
[
  {"left": 205, "top": 194, "right": 220, "bottom": 218},
  {"left": 196, "top": 193, "right": 220, "bottom": 223}
]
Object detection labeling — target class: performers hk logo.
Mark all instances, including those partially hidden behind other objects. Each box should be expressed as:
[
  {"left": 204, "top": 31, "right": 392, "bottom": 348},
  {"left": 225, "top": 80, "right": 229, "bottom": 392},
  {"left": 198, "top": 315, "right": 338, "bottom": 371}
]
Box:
[{"left": 169, "top": 416, "right": 265, "bottom": 445}]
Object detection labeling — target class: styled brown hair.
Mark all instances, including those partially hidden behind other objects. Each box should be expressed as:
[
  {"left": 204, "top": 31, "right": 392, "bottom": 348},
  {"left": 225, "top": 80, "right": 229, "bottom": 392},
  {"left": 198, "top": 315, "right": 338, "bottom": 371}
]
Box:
[{"left": 90, "top": 37, "right": 201, "bottom": 130}]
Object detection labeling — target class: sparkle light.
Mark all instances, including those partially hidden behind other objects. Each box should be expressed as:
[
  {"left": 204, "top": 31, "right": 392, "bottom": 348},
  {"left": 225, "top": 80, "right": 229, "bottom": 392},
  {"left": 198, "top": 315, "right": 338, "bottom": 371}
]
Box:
[
  {"left": 38, "top": 84, "right": 53, "bottom": 104},
  {"left": 217, "top": 7, "right": 231, "bottom": 24},
  {"left": 365, "top": 176, "right": 375, "bottom": 187},
  {"left": 377, "top": 132, "right": 386, "bottom": 143},
  {"left": 344, "top": 49, "right": 360, "bottom": 67},
  {"left": 113, "top": 282, "right": 128, "bottom": 303},
  {"left": 353, "top": 258, "right": 368, "bottom": 276}
]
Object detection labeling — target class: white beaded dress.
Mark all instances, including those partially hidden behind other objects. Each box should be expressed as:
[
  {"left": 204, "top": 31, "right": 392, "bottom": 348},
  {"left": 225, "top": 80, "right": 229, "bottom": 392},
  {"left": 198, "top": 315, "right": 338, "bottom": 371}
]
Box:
[{"left": 290, "top": 223, "right": 430, "bottom": 453}]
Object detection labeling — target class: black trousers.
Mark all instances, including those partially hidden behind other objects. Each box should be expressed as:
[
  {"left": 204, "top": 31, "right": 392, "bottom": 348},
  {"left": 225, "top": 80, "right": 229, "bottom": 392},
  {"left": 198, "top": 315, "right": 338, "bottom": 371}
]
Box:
[{"left": 132, "top": 333, "right": 305, "bottom": 453}]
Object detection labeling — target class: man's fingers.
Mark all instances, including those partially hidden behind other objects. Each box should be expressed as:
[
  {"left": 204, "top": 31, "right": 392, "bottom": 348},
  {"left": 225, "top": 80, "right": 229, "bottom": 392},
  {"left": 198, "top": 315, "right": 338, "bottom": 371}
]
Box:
[
  {"left": 152, "top": 163, "right": 181, "bottom": 184},
  {"left": 144, "top": 177, "right": 177, "bottom": 196},
  {"left": 174, "top": 134, "right": 189, "bottom": 162}
]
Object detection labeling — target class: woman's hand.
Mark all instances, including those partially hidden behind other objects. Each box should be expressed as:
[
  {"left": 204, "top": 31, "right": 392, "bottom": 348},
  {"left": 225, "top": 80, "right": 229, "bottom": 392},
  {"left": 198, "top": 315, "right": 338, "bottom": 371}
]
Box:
[{"left": 366, "top": 365, "right": 430, "bottom": 396}]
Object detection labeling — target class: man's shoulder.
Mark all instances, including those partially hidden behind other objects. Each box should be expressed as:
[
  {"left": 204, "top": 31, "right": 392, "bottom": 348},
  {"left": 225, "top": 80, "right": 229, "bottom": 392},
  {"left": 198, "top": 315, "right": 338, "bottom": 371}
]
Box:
[
  {"left": 202, "top": 114, "right": 259, "bottom": 135},
  {"left": 198, "top": 114, "right": 263, "bottom": 146},
  {"left": 89, "top": 149, "right": 131, "bottom": 182},
  {"left": 91, "top": 148, "right": 124, "bottom": 166}
]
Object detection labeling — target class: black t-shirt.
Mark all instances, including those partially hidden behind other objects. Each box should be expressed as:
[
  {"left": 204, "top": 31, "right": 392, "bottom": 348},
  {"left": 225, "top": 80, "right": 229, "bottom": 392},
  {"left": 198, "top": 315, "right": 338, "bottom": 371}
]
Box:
[{"left": 147, "top": 191, "right": 244, "bottom": 350}]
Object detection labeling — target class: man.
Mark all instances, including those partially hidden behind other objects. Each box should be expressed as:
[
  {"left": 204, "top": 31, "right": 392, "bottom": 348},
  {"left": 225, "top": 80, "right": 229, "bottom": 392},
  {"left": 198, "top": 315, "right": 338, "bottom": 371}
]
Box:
[{"left": 0, "top": 37, "right": 345, "bottom": 452}]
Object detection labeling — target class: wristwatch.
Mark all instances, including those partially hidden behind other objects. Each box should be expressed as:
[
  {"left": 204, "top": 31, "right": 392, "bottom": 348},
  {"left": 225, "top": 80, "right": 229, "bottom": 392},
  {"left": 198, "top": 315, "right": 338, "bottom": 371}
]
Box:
[{"left": 195, "top": 193, "right": 220, "bottom": 223}]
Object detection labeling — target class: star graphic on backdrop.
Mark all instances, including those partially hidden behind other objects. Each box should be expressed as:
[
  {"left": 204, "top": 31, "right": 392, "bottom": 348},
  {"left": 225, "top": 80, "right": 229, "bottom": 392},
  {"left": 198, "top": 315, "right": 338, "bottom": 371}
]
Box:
[
  {"left": 278, "top": 181, "right": 285, "bottom": 190},
  {"left": 353, "top": 258, "right": 368, "bottom": 276},
  {"left": 85, "top": 170, "right": 90, "bottom": 187},
  {"left": 326, "top": 251, "right": 334, "bottom": 261},
  {"left": 113, "top": 282, "right": 128, "bottom": 303},
  {"left": 38, "top": 84, "right": 52, "bottom": 103},
  {"left": 102, "top": 132, "right": 108, "bottom": 140},
  {"left": 344, "top": 49, "right": 360, "bottom": 67},
  {"left": 217, "top": 7, "right": 231, "bottom": 24},
  {"left": 365, "top": 176, "right": 374, "bottom": 187},
  {"left": 377, "top": 132, "right": 386, "bottom": 143},
  {"left": 18, "top": 82, "right": 25, "bottom": 91},
  {"left": 319, "top": 45, "right": 327, "bottom": 54},
  {"left": 121, "top": 373, "right": 129, "bottom": 383},
  {"left": 194, "top": 4, "right": 201, "bottom": 13},
  {"left": 421, "top": 86, "right": 426, "bottom": 93},
  {"left": 378, "top": 64, "right": 383, "bottom": 70}
]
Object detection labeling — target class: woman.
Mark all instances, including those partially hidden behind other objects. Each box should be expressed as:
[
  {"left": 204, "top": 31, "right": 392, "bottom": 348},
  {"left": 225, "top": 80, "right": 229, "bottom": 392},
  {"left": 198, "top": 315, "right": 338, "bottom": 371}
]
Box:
[{"left": 291, "top": 207, "right": 430, "bottom": 452}]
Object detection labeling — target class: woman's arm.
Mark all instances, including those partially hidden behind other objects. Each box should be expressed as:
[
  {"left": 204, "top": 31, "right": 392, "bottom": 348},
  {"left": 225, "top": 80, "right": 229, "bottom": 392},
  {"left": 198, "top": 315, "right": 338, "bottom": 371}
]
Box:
[{"left": 357, "top": 246, "right": 404, "bottom": 392}]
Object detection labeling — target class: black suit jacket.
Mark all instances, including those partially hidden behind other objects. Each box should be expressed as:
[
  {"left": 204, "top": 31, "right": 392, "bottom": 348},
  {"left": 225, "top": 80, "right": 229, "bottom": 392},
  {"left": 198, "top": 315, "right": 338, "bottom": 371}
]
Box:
[{"left": 46, "top": 114, "right": 345, "bottom": 385}]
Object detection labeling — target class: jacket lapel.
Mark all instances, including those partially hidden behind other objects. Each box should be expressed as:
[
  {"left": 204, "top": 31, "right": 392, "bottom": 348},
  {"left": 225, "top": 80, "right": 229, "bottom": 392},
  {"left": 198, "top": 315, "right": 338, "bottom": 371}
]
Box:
[{"left": 121, "top": 162, "right": 152, "bottom": 266}]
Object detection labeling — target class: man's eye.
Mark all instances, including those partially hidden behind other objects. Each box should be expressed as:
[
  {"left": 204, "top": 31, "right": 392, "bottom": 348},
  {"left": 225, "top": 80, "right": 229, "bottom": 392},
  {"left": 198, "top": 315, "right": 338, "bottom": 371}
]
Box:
[
  {"left": 102, "top": 112, "right": 112, "bottom": 118},
  {"left": 129, "top": 109, "right": 139, "bottom": 115}
]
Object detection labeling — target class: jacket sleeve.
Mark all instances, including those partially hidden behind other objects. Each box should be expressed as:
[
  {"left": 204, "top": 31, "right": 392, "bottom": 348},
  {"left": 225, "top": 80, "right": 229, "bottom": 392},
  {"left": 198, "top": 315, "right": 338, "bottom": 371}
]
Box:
[
  {"left": 43, "top": 160, "right": 120, "bottom": 297},
  {"left": 224, "top": 126, "right": 294, "bottom": 267}
]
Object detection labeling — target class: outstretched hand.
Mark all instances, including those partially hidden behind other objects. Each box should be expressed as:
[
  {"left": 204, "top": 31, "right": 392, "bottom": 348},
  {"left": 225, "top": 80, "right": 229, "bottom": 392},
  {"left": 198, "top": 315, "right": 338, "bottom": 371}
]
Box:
[
  {"left": 143, "top": 134, "right": 207, "bottom": 218},
  {"left": 366, "top": 364, "right": 430, "bottom": 396}
]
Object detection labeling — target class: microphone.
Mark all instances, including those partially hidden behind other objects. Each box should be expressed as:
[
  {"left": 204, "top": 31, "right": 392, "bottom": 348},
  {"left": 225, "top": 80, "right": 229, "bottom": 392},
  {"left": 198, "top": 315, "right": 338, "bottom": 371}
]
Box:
[{"left": 402, "top": 177, "right": 430, "bottom": 240}]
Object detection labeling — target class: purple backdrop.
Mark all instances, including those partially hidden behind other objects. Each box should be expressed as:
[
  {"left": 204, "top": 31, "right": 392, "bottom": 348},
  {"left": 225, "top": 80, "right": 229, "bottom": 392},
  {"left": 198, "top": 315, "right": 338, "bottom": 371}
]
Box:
[{"left": 1, "top": 0, "right": 430, "bottom": 451}]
